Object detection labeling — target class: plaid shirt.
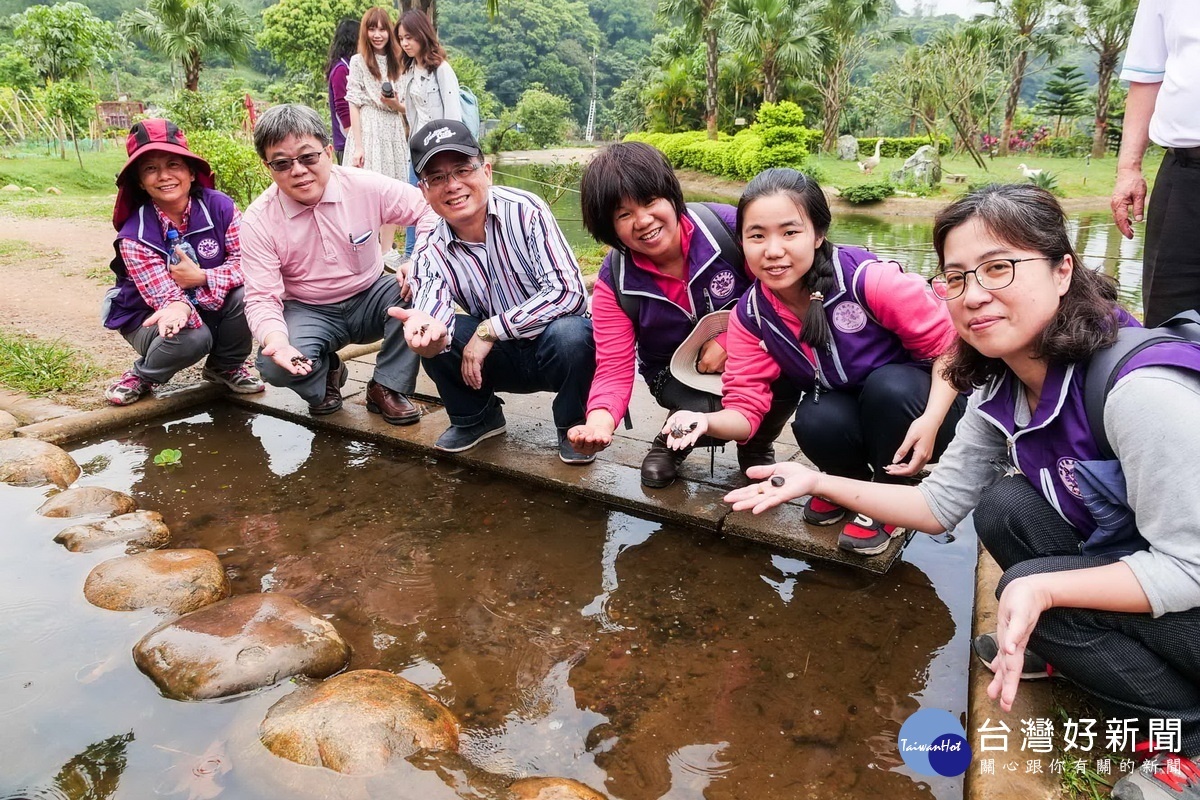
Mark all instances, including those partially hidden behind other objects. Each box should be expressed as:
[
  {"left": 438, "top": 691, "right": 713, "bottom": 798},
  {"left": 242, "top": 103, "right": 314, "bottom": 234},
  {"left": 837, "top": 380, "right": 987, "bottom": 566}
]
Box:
[{"left": 117, "top": 203, "right": 244, "bottom": 329}]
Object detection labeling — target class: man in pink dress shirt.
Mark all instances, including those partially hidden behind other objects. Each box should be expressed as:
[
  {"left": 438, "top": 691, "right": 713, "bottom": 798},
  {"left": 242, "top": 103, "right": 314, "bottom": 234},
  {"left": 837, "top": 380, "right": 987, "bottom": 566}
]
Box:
[{"left": 241, "top": 104, "right": 436, "bottom": 422}]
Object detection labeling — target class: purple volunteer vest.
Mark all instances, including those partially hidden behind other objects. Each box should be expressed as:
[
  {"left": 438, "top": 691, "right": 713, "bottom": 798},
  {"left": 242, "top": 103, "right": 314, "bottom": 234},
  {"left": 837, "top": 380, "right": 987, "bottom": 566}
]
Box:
[
  {"left": 597, "top": 203, "right": 751, "bottom": 382},
  {"left": 975, "top": 318, "right": 1200, "bottom": 556},
  {"left": 734, "top": 246, "right": 916, "bottom": 393},
  {"left": 106, "top": 188, "right": 238, "bottom": 333}
]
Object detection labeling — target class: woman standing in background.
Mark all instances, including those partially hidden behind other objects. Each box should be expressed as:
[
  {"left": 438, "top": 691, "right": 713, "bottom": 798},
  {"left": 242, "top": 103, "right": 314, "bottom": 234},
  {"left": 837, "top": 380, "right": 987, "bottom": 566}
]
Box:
[
  {"left": 396, "top": 9, "right": 461, "bottom": 259},
  {"left": 345, "top": 6, "right": 409, "bottom": 254},
  {"left": 325, "top": 18, "right": 358, "bottom": 164}
]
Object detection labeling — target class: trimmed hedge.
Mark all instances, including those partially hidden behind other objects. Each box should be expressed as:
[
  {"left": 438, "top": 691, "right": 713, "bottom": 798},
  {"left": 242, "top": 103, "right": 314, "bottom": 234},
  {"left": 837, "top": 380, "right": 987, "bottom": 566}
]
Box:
[
  {"left": 856, "top": 136, "right": 952, "bottom": 159},
  {"left": 626, "top": 102, "right": 822, "bottom": 182}
]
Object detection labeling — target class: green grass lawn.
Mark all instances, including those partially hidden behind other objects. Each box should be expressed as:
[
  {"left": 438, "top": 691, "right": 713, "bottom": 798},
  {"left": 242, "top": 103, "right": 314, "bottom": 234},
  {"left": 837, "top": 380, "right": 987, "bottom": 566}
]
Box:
[
  {"left": 0, "top": 147, "right": 125, "bottom": 220},
  {"left": 809, "top": 149, "right": 1164, "bottom": 202}
]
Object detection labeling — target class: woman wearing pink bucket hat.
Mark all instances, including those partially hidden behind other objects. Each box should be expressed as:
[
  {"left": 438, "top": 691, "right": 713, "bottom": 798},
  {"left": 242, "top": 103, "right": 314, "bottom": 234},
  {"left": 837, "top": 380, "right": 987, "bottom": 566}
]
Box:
[{"left": 102, "top": 118, "right": 263, "bottom": 405}]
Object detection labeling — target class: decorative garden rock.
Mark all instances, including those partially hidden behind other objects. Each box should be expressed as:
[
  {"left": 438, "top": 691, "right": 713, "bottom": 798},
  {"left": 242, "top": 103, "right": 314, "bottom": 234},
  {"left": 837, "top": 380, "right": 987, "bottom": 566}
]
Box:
[
  {"left": 890, "top": 144, "right": 941, "bottom": 187},
  {"left": 0, "top": 411, "right": 17, "bottom": 439},
  {"left": 37, "top": 486, "right": 137, "bottom": 519},
  {"left": 133, "top": 593, "right": 350, "bottom": 701},
  {"left": 836, "top": 135, "right": 859, "bottom": 161},
  {"left": 84, "top": 549, "right": 229, "bottom": 614},
  {"left": 0, "top": 438, "right": 79, "bottom": 488},
  {"left": 508, "top": 778, "right": 608, "bottom": 800},
  {"left": 260, "top": 669, "right": 459, "bottom": 774},
  {"left": 54, "top": 510, "right": 170, "bottom": 552}
]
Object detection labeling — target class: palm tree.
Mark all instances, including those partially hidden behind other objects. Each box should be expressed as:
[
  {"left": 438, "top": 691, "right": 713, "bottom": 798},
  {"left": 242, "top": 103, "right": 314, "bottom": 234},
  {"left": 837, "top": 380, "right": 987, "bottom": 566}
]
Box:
[
  {"left": 657, "top": 0, "right": 726, "bottom": 140},
  {"left": 645, "top": 59, "right": 699, "bottom": 132},
  {"left": 122, "top": 0, "right": 254, "bottom": 93},
  {"left": 1074, "top": 0, "right": 1137, "bottom": 157},
  {"left": 987, "top": 0, "right": 1062, "bottom": 157},
  {"left": 809, "top": 0, "right": 904, "bottom": 154},
  {"left": 725, "top": 0, "right": 822, "bottom": 106}
]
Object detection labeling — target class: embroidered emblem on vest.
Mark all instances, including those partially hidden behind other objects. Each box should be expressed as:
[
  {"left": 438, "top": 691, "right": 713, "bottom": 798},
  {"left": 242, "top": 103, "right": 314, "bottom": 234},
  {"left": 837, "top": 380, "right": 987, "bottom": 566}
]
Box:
[
  {"left": 196, "top": 237, "right": 220, "bottom": 260},
  {"left": 831, "top": 301, "right": 867, "bottom": 333},
  {"left": 1057, "top": 457, "right": 1083, "bottom": 499},
  {"left": 709, "top": 269, "right": 736, "bottom": 300}
]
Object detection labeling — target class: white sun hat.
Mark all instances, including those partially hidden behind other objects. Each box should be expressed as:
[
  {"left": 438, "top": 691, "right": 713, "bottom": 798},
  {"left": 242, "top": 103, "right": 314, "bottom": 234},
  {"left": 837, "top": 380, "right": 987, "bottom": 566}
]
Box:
[{"left": 668, "top": 310, "right": 731, "bottom": 396}]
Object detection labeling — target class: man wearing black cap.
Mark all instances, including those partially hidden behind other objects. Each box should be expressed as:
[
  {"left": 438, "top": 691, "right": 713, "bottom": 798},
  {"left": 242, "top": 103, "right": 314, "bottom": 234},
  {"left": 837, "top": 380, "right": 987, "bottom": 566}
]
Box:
[{"left": 390, "top": 119, "right": 596, "bottom": 463}]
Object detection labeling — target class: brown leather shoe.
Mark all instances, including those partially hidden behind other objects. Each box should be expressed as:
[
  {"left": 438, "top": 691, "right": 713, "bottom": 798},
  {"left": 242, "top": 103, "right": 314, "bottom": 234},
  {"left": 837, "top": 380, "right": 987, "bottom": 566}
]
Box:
[
  {"left": 640, "top": 434, "right": 692, "bottom": 488},
  {"left": 366, "top": 379, "right": 421, "bottom": 425},
  {"left": 308, "top": 360, "right": 348, "bottom": 416}
]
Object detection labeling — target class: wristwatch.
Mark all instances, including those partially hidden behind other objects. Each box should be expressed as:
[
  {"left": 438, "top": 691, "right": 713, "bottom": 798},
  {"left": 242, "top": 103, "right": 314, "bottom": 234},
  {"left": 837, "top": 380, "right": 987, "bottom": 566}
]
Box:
[{"left": 475, "top": 320, "right": 497, "bottom": 343}]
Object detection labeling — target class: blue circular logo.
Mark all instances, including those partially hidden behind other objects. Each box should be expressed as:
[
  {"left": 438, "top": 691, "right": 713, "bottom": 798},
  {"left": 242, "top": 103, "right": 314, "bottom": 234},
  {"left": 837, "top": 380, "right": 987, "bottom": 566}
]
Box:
[{"left": 898, "top": 709, "right": 972, "bottom": 777}]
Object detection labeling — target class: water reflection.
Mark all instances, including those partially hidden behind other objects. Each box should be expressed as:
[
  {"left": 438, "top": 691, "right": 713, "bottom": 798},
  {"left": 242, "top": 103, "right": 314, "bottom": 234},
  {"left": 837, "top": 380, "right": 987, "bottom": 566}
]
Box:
[{"left": 0, "top": 408, "right": 971, "bottom": 799}]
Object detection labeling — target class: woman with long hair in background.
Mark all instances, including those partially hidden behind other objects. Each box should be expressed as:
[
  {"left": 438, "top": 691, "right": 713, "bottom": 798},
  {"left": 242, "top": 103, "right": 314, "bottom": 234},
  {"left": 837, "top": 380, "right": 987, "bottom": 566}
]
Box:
[{"left": 325, "top": 18, "right": 359, "bottom": 165}]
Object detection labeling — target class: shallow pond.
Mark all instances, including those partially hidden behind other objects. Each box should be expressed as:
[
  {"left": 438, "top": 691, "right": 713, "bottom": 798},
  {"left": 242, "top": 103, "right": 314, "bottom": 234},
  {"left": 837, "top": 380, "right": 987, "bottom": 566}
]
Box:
[
  {"left": 2, "top": 406, "right": 974, "bottom": 799},
  {"left": 491, "top": 164, "right": 1146, "bottom": 313}
]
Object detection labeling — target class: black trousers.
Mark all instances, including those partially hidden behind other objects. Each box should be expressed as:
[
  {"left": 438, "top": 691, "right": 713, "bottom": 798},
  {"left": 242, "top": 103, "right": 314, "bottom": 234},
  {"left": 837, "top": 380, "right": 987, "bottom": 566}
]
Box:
[
  {"left": 790, "top": 363, "right": 965, "bottom": 484},
  {"left": 977, "top": 475, "right": 1200, "bottom": 754},
  {"left": 1144, "top": 150, "right": 1200, "bottom": 327}
]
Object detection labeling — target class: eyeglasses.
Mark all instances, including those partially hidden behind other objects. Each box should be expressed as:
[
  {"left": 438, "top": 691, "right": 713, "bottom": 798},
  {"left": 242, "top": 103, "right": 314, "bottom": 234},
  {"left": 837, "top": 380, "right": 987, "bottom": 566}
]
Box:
[
  {"left": 930, "top": 257, "right": 1050, "bottom": 300},
  {"left": 264, "top": 151, "right": 324, "bottom": 173},
  {"left": 419, "top": 162, "right": 482, "bottom": 190}
]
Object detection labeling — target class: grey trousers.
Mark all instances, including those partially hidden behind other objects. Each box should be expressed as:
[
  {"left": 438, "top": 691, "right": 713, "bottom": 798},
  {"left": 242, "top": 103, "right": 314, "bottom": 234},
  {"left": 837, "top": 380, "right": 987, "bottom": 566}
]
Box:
[
  {"left": 978, "top": 475, "right": 1200, "bottom": 754},
  {"left": 255, "top": 274, "right": 418, "bottom": 406},
  {"left": 122, "top": 286, "right": 252, "bottom": 384}
]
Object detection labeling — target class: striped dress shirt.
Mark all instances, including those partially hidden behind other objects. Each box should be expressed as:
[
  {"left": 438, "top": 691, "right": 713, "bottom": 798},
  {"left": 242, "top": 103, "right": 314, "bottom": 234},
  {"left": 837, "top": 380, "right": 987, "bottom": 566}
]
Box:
[{"left": 410, "top": 186, "right": 588, "bottom": 342}]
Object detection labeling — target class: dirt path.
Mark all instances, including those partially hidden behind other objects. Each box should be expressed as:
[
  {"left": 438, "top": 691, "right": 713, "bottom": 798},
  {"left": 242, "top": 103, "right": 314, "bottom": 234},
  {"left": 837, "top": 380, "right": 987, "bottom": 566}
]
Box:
[{"left": 0, "top": 215, "right": 142, "bottom": 409}]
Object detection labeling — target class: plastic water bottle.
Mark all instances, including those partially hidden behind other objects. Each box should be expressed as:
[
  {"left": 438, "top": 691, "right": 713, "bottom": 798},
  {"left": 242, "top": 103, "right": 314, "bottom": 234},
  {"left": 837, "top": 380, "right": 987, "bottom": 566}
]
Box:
[{"left": 165, "top": 229, "right": 198, "bottom": 265}]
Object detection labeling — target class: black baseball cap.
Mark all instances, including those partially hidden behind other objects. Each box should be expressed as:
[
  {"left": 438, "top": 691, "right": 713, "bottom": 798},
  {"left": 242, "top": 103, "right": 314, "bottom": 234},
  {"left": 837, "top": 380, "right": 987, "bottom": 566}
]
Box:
[{"left": 409, "top": 119, "right": 483, "bottom": 175}]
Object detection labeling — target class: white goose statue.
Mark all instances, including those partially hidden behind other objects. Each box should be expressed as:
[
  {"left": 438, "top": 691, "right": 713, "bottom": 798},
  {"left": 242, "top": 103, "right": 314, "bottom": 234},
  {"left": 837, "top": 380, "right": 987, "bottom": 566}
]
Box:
[
  {"left": 1017, "top": 163, "right": 1043, "bottom": 179},
  {"left": 858, "top": 138, "right": 883, "bottom": 174}
]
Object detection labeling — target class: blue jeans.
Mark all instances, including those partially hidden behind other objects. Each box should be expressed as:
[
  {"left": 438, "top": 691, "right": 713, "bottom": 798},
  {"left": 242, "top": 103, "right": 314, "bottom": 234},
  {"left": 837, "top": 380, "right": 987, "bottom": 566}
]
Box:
[
  {"left": 403, "top": 163, "right": 418, "bottom": 258},
  {"left": 421, "top": 314, "right": 595, "bottom": 432}
]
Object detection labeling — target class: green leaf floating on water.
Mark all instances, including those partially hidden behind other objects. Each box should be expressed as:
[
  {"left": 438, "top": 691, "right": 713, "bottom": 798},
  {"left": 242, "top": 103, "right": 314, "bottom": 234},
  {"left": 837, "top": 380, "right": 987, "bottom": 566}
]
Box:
[{"left": 153, "top": 448, "right": 183, "bottom": 467}]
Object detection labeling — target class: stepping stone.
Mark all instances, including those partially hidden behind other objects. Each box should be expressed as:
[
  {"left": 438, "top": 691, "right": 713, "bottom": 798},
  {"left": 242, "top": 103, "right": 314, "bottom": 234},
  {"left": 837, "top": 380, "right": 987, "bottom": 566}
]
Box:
[
  {"left": 37, "top": 486, "right": 137, "bottom": 518},
  {"left": 509, "top": 778, "right": 607, "bottom": 800},
  {"left": 133, "top": 593, "right": 350, "bottom": 701},
  {"left": 84, "top": 549, "right": 229, "bottom": 614},
  {"left": 0, "top": 410, "right": 16, "bottom": 439},
  {"left": 0, "top": 438, "right": 79, "bottom": 488},
  {"left": 54, "top": 510, "right": 170, "bottom": 552},
  {"left": 260, "top": 669, "right": 459, "bottom": 774}
]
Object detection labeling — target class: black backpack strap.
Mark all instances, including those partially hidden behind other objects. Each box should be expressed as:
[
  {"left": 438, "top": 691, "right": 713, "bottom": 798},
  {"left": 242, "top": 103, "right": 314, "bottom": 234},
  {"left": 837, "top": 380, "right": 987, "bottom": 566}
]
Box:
[
  {"left": 1084, "top": 328, "right": 1181, "bottom": 459},
  {"left": 686, "top": 201, "right": 740, "bottom": 266},
  {"left": 608, "top": 250, "right": 640, "bottom": 322}
]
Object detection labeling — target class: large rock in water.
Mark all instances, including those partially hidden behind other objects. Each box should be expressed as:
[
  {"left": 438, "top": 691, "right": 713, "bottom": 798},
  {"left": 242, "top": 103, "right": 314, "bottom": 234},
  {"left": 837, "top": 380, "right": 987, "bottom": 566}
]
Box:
[
  {"left": 133, "top": 593, "right": 350, "bottom": 701},
  {"left": 84, "top": 549, "right": 229, "bottom": 614},
  {"left": 260, "top": 670, "right": 459, "bottom": 774},
  {"left": 890, "top": 144, "right": 941, "bottom": 187},
  {"left": 0, "top": 438, "right": 79, "bottom": 488},
  {"left": 54, "top": 510, "right": 170, "bottom": 552},
  {"left": 37, "top": 486, "right": 137, "bottom": 518},
  {"left": 836, "top": 134, "right": 859, "bottom": 161},
  {"left": 509, "top": 778, "right": 608, "bottom": 800}
]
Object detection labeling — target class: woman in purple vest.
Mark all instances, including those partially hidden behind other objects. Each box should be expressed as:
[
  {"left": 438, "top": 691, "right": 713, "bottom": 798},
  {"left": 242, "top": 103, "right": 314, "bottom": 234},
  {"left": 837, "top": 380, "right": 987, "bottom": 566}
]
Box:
[
  {"left": 726, "top": 184, "right": 1200, "bottom": 794},
  {"left": 103, "top": 119, "right": 262, "bottom": 405},
  {"left": 566, "top": 142, "right": 796, "bottom": 488},
  {"left": 666, "top": 168, "right": 965, "bottom": 555}
]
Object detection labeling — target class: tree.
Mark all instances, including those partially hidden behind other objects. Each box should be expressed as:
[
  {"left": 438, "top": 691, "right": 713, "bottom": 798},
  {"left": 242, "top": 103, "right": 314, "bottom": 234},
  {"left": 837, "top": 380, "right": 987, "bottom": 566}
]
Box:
[
  {"left": 42, "top": 80, "right": 99, "bottom": 167},
  {"left": 10, "top": 2, "right": 118, "bottom": 84},
  {"left": 515, "top": 84, "right": 572, "bottom": 147},
  {"left": 657, "top": 0, "right": 724, "bottom": 140},
  {"left": 809, "top": 0, "right": 905, "bottom": 153},
  {"left": 987, "top": 0, "right": 1063, "bottom": 157},
  {"left": 643, "top": 58, "right": 700, "bottom": 131},
  {"left": 1035, "top": 64, "right": 1087, "bottom": 136},
  {"left": 0, "top": 47, "right": 40, "bottom": 93},
  {"left": 725, "top": 0, "right": 822, "bottom": 105},
  {"left": 1073, "top": 0, "right": 1136, "bottom": 157},
  {"left": 121, "top": 0, "right": 255, "bottom": 92},
  {"left": 258, "top": 0, "right": 374, "bottom": 79}
]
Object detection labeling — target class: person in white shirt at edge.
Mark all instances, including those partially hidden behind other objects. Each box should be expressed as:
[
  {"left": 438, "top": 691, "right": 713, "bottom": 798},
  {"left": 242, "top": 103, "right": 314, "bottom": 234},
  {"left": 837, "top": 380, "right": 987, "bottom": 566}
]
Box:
[{"left": 389, "top": 119, "right": 597, "bottom": 464}]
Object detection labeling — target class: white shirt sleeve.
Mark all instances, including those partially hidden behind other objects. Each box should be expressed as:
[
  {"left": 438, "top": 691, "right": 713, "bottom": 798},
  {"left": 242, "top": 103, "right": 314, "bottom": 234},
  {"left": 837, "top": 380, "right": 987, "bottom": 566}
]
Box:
[{"left": 1119, "top": 0, "right": 1167, "bottom": 84}]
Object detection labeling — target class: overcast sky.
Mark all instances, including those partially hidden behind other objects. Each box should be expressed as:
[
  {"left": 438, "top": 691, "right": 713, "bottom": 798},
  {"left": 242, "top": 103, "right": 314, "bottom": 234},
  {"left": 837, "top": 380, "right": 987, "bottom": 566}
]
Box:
[{"left": 893, "top": 0, "right": 992, "bottom": 17}]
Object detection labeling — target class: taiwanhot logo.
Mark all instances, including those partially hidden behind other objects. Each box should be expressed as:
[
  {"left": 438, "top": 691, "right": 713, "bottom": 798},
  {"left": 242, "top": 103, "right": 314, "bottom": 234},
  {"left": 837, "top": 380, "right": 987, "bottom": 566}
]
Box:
[{"left": 898, "top": 708, "right": 973, "bottom": 777}]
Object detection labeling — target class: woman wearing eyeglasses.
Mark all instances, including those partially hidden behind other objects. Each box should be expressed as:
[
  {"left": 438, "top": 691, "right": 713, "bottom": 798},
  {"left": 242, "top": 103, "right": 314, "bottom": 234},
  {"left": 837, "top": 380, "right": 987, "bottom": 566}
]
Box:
[
  {"left": 664, "top": 168, "right": 965, "bottom": 555},
  {"left": 727, "top": 184, "right": 1200, "bottom": 792},
  {"left": 103, "top": 119, "right": 263, "bottom": 406}
]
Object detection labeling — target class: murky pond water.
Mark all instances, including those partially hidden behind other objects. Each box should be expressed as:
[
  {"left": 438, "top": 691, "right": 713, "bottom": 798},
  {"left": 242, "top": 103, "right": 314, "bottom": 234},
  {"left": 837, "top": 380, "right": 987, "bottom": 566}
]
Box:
[
  {"left": 492, "top": 164, "right": 1146, "bottom": 313},
  {"left": 2, "top": 406, "right": 974, "bottom": 799}
]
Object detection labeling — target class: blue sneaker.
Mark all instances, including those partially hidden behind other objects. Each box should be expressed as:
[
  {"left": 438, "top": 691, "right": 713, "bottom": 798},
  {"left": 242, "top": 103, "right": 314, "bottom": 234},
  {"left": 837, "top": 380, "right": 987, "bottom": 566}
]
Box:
[
  {"left": 558, "top": 431, "right": 595, "bottom": 465},
  {"left": 434, "top": 407, "right": 506, "bottom": 453}
]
